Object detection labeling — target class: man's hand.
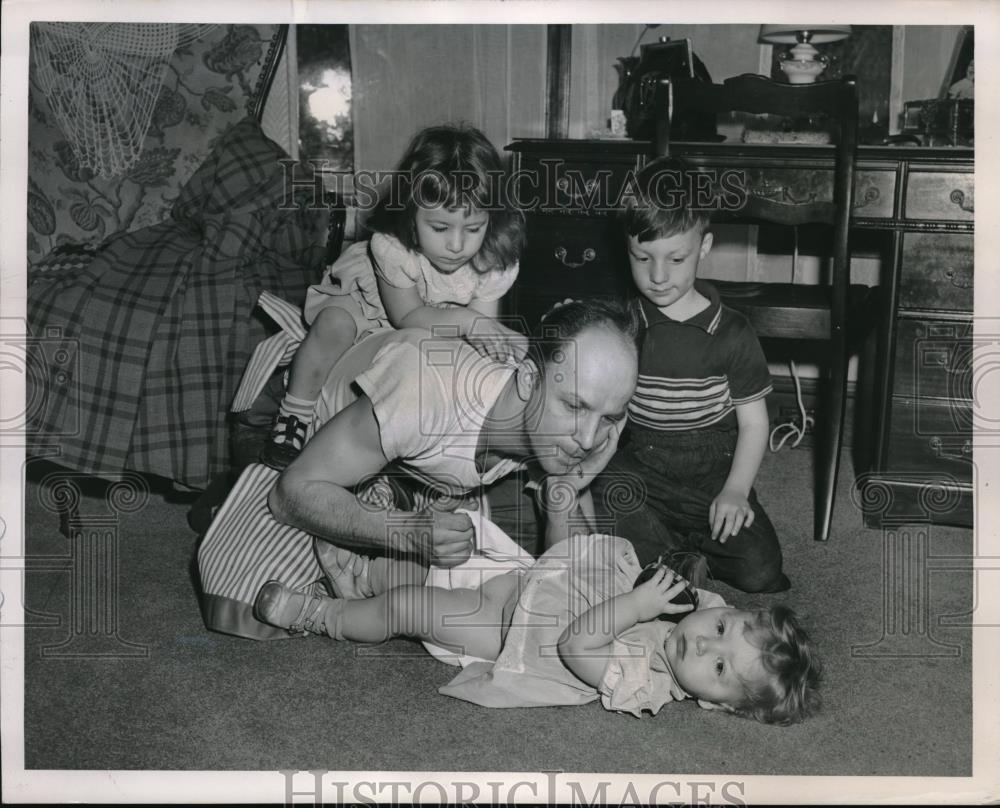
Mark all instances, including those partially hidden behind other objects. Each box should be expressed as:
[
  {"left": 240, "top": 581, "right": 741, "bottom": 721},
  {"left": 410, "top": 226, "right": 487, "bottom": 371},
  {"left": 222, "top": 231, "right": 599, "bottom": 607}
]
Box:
[
  {"left": 709, "top": 487, "right": 755, "bottom": 543},
  {"left": 560, "top": 418, "right": 626, "bottom": 493},
  {"left": 631, "top": 567, "right": 695, "bottom": 622},
  {"left": 398, "top": 508, "right": 475, "bottom": 567}
]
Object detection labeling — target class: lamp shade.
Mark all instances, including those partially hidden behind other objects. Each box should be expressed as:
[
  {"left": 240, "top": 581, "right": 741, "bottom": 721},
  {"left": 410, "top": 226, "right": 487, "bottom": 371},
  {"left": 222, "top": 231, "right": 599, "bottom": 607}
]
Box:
[{"left": 759, "top": 24, "right": 852, "bottom": 44}]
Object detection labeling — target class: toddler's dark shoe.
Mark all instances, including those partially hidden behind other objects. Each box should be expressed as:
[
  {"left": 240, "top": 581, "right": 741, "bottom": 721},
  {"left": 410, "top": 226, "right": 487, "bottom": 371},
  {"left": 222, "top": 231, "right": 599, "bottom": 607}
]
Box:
[
  {"left": 259, "top": 413, "right": 307, "bottom": 470},
  {"left": 633, "top": 556, "right": 700, "bottom": 623}
]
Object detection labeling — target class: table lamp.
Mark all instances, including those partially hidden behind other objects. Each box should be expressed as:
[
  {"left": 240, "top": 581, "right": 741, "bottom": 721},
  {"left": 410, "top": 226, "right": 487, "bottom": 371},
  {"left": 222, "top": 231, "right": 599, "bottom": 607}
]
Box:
[{"left": 759, "top": 25, "right": 852, "bottom": 84}]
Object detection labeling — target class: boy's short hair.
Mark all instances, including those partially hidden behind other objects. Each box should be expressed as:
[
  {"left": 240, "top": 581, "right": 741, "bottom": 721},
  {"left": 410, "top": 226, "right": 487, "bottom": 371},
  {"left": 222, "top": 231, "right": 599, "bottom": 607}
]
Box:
[
  {"left": 733, "top": 605, "right": 822, "bottom": 725},
  {"left": 621, "top": 156, "right": 713, "bottom": 243}
]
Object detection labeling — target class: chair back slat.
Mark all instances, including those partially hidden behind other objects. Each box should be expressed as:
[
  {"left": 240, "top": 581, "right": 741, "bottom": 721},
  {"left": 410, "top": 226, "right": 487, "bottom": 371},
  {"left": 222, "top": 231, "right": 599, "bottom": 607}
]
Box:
[
  {"left": 654, "top": 73, "right": 858, "bottom": 303},
  {"left": 671, "top": 74, "right": 858, "bottom": 121},
  {"left": 716, "top": 198, "right": 836, "bottom": 227}
]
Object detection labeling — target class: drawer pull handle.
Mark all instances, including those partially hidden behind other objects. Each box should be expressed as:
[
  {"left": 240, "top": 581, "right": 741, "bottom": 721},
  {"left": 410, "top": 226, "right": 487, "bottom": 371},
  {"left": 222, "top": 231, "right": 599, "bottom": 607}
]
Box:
[
  {"left": 949, "top": 189, "right": 974, "bottom": 213},
  {"left": 853, "top": 185, "right": 881, "bottom": 210},
  {"left": 555, "top": 177, "right": 600, "bottom": 206},
  {"left": 754, "top": 179, "right": 818, "bottom": 205},
  {"left": 929, "top": 437, "right": 973, "bottom": 457},
  {"left": 944, "top": 267, "right": 973, "bottom": 289},
  {"left": 940, "top": 362, "right": 967, "bottom": 376},
  {"left": 554, "top": 246, "right": 597, "bottom": 268}
]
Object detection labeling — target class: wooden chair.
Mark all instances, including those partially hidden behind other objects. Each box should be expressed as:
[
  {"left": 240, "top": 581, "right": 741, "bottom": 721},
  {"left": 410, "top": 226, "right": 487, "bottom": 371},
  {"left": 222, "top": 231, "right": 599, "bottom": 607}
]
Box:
[{"left": 653, "top": 73, "right": 872, "bottom": 542}]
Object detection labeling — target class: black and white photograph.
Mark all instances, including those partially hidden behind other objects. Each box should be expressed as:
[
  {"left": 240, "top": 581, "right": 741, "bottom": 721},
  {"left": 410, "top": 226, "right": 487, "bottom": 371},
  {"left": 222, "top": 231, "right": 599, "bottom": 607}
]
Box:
[{"left": 2, "top": 1, "right": 998, "bottom": 803}]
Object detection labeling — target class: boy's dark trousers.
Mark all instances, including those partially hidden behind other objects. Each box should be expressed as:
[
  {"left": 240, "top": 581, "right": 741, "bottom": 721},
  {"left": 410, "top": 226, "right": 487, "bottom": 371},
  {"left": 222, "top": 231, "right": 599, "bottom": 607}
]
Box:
[{"left": 590, "top": 426, "right": 790, "bottom": 593}]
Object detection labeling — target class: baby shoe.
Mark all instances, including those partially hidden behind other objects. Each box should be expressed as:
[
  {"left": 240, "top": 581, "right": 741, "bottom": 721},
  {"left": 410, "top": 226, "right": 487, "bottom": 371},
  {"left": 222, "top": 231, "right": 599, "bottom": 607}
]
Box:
[{"left": 254, "top": 580, "right": 345, "bottom": 639}]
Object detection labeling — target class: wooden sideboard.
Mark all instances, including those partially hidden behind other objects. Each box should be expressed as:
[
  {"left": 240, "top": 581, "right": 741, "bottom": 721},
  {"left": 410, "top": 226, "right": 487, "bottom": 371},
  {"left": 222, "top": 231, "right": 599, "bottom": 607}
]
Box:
[{"left": 505, "top": 138, "right": 974, "bottom": 529}]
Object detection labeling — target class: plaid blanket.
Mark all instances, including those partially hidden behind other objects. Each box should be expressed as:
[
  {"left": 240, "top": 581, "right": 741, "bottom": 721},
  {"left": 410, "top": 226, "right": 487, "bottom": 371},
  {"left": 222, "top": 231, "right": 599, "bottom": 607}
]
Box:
[{"left": 27, "top": 118, "right": 328, "bottom": 489}]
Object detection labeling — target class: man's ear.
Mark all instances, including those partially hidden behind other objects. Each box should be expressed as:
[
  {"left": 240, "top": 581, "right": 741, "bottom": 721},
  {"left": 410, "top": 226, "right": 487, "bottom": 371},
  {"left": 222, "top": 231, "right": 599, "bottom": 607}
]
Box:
[
  {"left": 699, "top": 231, "right": 714, "bottom": 259},
  {"left": 697, "top": 698, "right": 736, "bottom": 713},
  {"left": 515, "top": 358, "right": 540, "bottom": 401}
]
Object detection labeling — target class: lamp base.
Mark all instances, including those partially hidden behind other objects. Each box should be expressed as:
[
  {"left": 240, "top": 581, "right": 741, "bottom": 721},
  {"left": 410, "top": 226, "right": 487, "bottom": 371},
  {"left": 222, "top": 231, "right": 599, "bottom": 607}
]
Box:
[{"left": 779, "top": 58, "right": 828, "bottom": 84}]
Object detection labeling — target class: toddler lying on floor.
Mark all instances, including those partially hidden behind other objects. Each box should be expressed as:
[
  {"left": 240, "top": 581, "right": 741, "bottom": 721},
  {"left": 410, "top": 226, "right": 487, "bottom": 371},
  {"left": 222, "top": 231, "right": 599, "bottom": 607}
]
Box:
[{"left": 253, "top": 517, "right": 820, "bottom": 724}]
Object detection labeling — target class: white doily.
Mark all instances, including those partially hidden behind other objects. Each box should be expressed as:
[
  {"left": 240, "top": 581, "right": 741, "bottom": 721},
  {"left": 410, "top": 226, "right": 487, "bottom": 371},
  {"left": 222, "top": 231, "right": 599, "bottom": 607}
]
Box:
[{"left": 31, "top": 23, "right": 217, "bottom": 178}]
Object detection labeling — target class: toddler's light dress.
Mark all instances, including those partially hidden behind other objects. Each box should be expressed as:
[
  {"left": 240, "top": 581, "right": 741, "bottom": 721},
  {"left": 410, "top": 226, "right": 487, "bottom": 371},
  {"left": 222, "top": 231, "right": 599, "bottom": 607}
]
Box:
[{"left": 427, "top": 526, "right": 726, "bottom": 717}]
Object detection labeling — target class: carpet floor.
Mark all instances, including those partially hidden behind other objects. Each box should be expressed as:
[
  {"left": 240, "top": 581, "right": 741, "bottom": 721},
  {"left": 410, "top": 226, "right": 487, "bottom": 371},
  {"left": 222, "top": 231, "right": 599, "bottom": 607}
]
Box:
[{"left": 20, "top": 447, "right": 973, "bottom": 776}]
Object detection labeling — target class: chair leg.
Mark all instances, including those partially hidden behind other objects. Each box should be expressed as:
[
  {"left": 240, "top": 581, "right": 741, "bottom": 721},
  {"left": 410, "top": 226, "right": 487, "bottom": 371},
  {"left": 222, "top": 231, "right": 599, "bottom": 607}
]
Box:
[{"left": 815, "top": 348, "right": 850, "bottom": 541}]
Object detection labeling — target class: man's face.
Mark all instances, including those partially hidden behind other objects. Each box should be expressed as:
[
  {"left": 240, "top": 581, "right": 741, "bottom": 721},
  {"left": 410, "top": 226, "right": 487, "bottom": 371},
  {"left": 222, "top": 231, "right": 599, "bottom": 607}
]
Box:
[
  {"left": 628, "top": 228, "right": 711, "bottom": 314},
  {"left": 527, "top": 325, "right": 637, "bottom": 476},
  {"left": 664, "top": 607, "right": 766, "bottom": 708},
  {"left": 413, "top": 205, "right": 489, "bottom": 273}
]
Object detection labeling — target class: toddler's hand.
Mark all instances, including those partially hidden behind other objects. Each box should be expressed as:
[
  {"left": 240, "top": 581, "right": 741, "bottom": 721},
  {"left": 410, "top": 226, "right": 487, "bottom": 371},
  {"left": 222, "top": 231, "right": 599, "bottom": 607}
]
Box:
[
  {"left": 632, "top": 567, "right": 695, "bottom": 622},
  {"left": 466, "top": 322, "right": 528, "bottom": 364},
  {"left": 709, "top": 487, "right": 755, "bottom": 543},
  {"left": 541, "top": 298, "right": 578, "bottom": 320}
]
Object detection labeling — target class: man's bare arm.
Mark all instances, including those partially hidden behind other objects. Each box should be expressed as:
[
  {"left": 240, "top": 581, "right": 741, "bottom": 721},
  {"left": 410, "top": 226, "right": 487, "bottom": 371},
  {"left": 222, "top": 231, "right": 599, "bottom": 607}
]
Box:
[{"left": 268, "top": 396, "right": 474, "bottom": 565}]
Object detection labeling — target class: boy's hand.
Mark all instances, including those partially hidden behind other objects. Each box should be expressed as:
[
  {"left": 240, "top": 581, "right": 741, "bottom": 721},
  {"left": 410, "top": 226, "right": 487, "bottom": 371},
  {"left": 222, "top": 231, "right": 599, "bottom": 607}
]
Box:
[
  {"left": 709, "top": 487, "right": 755, "bottom": 543},
  {"left": 631, "top": 567, "right": 695, "bottom": 622}
]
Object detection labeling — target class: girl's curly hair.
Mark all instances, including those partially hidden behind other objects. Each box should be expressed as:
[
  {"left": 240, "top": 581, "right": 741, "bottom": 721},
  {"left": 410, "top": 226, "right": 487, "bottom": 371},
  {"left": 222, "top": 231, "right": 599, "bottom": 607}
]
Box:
[
  {"left": 364, "top": 123, "right": 524, "bottom": 275},
  {"left": 732, "top": 605, "right": 822, "bottom": 726}
]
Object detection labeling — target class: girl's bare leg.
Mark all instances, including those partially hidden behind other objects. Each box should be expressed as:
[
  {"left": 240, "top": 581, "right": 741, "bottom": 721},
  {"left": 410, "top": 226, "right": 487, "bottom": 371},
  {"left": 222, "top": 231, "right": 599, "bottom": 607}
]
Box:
[
  {"left": 263, "top": 306, "right": 358, "bottom": 469},
  {"left": 286, "top": 306, "right": 358, "bottom": 402}
]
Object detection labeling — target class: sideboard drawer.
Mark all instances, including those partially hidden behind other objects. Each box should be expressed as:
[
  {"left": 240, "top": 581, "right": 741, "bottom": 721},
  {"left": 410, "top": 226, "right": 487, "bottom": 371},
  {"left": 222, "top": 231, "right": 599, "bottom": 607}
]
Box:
[
  {"left": 887, "top": 397, "right": 973, "bottom": 482},
  {"left": 508, "top": 215, "right": 631, "bottom": 331},
  {"left": 515, "top": 154, "right": 640, "bottom": 215},
  {"left": 852, "top": 169, "right": 897, "bottom": 219},
  {"left": 892, "top": 318, "right": 972, "bottom": 401},
  {"left": 898, "top": 232, "right": 973, "bottom": 312},
  {"left": 903, "top": 171, "right": 974, "bottom": 222},
  {"left": 691, "top": 166, "right": 896, "bottom": 219}
]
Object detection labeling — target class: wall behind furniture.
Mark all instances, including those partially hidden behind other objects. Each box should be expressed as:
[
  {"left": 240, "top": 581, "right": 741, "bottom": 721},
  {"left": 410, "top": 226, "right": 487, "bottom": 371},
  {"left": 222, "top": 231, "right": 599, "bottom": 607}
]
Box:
[
  {"left": 568, "top": 24, "right": 764, "bottom": 138},
  {"left": 267, "top": 24, "right": 967, "bottom": 181},
  {"left": 349, "top": 25, "right": 547, "bottom": 172},
  {"left": 899, "top": 25, "right": 966, "bottom": 102}
]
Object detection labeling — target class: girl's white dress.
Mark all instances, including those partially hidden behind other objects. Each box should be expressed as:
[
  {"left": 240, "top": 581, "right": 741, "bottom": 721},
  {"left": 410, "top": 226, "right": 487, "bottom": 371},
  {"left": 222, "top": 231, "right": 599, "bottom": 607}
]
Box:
[
  {"left": 230, "top": 232, "right": 518, "bottom": 413},
  {"left": 303, "top": 232, "right": 519, "bottom": 337}
]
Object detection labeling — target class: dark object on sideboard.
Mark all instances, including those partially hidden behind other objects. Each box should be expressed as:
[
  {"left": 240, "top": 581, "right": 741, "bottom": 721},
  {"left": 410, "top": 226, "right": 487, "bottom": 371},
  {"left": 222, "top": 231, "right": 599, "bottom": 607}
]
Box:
[
  {"left": 902, "top": 99, "right": 973, "bottom": 147},
  {"left": 613, "top": 37, "right": 717, "bottom": 142}
]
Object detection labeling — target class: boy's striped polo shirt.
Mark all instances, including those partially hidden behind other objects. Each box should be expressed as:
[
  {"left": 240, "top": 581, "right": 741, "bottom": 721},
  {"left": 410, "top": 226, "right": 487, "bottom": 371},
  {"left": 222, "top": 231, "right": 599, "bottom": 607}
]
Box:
[{"left": 630, "top": 280, "right": 772, "bottom": 433}]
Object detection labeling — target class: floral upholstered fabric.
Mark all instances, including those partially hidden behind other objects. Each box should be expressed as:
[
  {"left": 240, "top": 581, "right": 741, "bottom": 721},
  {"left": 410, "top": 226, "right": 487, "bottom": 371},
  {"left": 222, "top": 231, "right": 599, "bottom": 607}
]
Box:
[{"left": 27, "top": 23, "right": 284, "bottom": 266}]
